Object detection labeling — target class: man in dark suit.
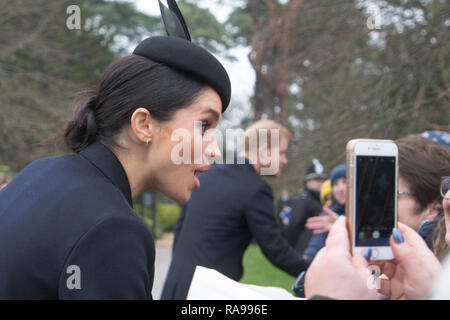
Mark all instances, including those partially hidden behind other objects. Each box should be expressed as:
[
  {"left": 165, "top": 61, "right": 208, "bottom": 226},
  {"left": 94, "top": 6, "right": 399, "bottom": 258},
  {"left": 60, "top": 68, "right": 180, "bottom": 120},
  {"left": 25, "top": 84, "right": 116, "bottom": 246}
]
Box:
[{"left": 161, "top": 120, "right": 308, "bottom": 300}]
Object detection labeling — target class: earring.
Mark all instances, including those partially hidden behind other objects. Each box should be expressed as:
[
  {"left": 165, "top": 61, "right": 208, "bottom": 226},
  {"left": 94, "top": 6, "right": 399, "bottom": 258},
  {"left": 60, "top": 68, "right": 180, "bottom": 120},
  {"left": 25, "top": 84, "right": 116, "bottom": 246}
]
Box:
[{"left": 146, "top": 138, "right": 150, "bottom": 145}]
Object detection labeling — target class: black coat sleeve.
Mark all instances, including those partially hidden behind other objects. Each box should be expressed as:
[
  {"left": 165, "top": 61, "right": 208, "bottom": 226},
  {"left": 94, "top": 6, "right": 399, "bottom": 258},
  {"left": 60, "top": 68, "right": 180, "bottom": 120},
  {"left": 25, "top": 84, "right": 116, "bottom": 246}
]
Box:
[
  {"left": 244, "top": 183, "right": 308, "bottom": 277},
  {"left": 284, "top": 195, "right": 308, "bottom": 247},
  {"left": 173, "top": 204, "right": 188, "bottom": 252},
  {"left": 58, "top": 215, "right": 155, "bottom": 300},
  {"left": 276, "top": 199, "right": 283, "bottom": 217}
]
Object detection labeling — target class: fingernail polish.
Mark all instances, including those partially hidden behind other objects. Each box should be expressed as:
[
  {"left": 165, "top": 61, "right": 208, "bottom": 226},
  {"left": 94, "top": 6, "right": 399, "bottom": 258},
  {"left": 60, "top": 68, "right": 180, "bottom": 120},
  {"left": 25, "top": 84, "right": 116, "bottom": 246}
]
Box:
[
  {"left": 393, "top": 228, "right": 404, "bottom": 244},
  {"left": 362, "top": 248, "right": 372, "bottom": 261}
]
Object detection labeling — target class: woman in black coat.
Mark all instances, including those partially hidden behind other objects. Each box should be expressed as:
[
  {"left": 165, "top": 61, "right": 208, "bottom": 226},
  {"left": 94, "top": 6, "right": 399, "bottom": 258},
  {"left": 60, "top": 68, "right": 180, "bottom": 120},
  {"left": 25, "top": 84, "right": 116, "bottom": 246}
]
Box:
[{"left": 0, "top": 4, "right": 230, "bottom": 299}]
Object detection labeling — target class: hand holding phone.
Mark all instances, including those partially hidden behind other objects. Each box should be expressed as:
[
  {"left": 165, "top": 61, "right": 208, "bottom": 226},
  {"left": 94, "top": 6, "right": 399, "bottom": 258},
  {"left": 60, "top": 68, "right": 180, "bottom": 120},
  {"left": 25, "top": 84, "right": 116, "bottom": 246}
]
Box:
[{"left": 346, "top": 139, "right": 398, "bottom": 261}]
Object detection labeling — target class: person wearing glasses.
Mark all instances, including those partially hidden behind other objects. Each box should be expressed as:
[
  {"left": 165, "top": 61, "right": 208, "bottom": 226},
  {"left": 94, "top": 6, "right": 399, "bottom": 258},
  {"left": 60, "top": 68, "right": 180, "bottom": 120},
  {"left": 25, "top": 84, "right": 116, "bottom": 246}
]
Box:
[
  {"left": 395, "top": 135, "right": 450, "bottom": 254},
  {"left": 303, "top": 176, "right": 450, "bottom": 300},
  {"left": 296, "top": 137, "right": 450, "bottom": 300}
]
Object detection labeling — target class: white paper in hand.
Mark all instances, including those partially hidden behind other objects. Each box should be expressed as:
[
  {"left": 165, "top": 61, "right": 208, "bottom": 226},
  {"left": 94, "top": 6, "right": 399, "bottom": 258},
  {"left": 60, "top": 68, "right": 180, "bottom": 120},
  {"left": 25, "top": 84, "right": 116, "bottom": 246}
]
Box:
[{"left": 187, "top": 266, "right": 303, "bottom": 300}]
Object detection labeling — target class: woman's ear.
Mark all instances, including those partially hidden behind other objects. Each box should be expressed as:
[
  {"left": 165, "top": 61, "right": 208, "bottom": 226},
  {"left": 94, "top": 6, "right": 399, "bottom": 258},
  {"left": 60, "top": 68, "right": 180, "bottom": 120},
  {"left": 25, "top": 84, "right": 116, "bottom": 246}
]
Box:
[
  {"left": 130, "top": 107, "right": 154, "bottom": 144},
  {"left": 424, "top": 200, "right": 443, "bottom": 221}
]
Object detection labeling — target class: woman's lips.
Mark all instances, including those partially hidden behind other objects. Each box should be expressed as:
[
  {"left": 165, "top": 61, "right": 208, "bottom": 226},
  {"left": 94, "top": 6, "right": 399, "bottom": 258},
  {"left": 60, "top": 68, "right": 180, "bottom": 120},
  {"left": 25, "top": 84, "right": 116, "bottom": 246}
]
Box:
[
  {"left": 194, "top": 173, "right": 201, "bottom": 188},
  {"left": 193, "top": 164, "right": 211, "bottom": 189}
]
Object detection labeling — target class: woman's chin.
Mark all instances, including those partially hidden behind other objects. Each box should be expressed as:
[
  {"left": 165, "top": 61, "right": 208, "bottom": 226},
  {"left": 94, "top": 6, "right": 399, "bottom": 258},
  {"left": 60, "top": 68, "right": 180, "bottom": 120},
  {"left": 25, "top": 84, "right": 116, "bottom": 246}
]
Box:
[
  {"left": 171, "top": 188, "right": 193, "bottom": 205},
  {"left": 179, "top": 192, "right": 192, "bottom": 205},
  {"left": 153, "top": 179, "right": 195, "bottom": 205}
]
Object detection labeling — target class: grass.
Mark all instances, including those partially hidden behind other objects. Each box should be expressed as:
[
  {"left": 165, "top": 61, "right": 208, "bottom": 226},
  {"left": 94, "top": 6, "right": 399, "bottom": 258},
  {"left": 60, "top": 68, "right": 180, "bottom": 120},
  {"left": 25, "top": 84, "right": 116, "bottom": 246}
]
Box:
[{"left": 240, "top": 244, "right": 296, "bottom": 293}]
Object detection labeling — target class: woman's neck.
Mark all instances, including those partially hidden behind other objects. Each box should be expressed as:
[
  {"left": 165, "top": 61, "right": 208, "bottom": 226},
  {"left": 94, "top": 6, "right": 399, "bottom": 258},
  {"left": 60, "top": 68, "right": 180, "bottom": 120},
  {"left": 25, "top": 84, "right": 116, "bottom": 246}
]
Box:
[{"left": 109, "top": 143, "right": 155, "bottom": 201}]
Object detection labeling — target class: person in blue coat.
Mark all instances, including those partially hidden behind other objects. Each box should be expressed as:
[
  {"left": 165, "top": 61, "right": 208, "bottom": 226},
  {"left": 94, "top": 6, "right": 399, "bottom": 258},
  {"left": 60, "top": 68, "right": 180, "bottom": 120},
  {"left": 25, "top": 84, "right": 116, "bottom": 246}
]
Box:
[
  {"left": 161, "top": 120, "right": 308, "bottom": 300},
  {"left": 302, "top": 165, "right": 347, "bottom": 264},
  {"left": 0, "top": 1, "right": 232, "bottom": 299}
]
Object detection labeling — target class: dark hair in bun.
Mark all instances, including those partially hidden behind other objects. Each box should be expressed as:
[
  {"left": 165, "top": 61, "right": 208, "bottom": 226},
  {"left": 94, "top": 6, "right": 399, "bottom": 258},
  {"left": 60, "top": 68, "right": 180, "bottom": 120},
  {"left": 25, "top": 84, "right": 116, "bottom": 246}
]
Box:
[{"left": 63, "top": 54, "right": 205, "bottom": 153}]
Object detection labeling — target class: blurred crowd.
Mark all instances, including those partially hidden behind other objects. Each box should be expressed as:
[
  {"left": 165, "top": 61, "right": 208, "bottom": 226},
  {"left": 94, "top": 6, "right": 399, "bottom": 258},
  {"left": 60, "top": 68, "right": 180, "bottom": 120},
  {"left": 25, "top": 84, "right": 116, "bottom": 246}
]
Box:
[
  {"left": 160, "top": 117, "right": 450, "bottom": 300},
  {"left": 0, "top": 176, "right": 10, "bottom": 191},
  {"left": 276, "top": 130, "right": 450, "bottom": 299},
  {"left": 279, "top": 131, "right": 450, "bottom": 263}
]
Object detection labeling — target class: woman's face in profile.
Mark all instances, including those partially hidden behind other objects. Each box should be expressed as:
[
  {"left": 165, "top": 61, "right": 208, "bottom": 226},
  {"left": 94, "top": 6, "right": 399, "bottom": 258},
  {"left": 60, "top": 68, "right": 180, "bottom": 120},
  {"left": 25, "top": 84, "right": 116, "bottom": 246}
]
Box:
[{"left": 150, "top": 88, "right": 222, "bottom": 204}]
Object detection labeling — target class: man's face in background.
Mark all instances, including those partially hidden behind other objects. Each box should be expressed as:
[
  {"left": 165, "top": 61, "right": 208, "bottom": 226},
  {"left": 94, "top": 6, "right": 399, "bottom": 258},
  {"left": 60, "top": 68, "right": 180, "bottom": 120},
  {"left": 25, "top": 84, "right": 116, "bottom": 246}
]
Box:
[
  {"left": 332, "top": 177, "right": 346, "bottom": 205},
  {"left": 306, "top": 179, "right": 324, "bottom": 193}
]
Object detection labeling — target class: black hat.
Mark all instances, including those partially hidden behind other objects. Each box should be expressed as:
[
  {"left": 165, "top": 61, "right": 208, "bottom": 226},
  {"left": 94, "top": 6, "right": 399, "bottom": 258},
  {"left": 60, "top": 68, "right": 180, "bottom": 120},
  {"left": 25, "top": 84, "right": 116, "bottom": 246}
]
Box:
[
  {"left": 304, "top": 158, "right": 326, "bottom": 181},
  {"left": 133, "top": 0, "right": 231, "bottom": 112}
]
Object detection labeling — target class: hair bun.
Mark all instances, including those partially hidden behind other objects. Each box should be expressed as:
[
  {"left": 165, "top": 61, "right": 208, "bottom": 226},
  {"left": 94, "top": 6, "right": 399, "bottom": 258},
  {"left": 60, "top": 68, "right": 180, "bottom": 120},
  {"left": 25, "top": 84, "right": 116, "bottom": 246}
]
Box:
[{"left": 63, "top": 91, "right": 98, "bottom": 153}]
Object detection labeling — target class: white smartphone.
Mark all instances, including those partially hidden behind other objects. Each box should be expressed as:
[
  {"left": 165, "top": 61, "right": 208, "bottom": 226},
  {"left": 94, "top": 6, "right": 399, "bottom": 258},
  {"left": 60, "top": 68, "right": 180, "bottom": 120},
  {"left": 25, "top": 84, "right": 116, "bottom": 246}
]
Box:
[{"left": 346, "top": 139, "right": 398, "bottom": 261}]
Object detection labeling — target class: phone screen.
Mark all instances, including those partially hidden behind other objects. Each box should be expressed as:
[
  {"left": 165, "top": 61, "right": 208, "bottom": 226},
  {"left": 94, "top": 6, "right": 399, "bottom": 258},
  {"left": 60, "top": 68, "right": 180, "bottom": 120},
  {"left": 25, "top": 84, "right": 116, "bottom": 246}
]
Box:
[{"left": 355, "top": 155, "right": 396, "bottom": 247}]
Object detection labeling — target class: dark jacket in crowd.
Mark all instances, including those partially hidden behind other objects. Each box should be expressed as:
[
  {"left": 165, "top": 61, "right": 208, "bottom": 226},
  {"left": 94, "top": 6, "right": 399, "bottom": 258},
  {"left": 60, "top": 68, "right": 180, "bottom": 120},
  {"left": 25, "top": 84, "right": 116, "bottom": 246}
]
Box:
[
  {"left": 161, "top": 157, "right": 307, "bottom": 300},
  {"left": 0, "top": 142, "right": 155, "bottom": 299},
  {"left": 284, "top": 187, "right": 323, "bottom": 254},
  {"left": 302, "top": 202, "right": 345, "bottom": 264},
  {"left": 418, "top": 217, "right": 441, "bottom": 250}
]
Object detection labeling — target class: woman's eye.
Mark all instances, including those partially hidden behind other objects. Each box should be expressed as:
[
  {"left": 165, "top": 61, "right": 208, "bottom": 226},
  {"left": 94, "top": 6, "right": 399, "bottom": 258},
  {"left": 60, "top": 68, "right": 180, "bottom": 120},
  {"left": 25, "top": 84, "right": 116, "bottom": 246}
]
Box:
[{"left": 201, "top": 121, "right": 210, "bottom": 133}]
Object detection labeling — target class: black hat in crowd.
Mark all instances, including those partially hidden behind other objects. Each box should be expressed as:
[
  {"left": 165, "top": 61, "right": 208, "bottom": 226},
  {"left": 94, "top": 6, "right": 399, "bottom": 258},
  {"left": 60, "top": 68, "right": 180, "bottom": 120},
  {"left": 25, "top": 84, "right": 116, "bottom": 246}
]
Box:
[
  {"left": 304, "top": 158, "right": 326, "bottom": 181},
  {"left": 133, "top": 0, "right": 231, "bottom": 112}
]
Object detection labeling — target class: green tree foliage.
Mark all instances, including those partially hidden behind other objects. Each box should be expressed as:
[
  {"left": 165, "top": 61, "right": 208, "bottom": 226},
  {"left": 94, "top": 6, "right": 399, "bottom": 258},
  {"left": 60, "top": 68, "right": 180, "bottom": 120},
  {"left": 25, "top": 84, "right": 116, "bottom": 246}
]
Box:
[
  {"left": 0, "top": 0, "right": 147, "bottom": 170},
  {"left": 0, "top": 0, "right": 229, "bottom": 171},
  {"left": 178, "top": 1, "right": 231, "bottom": 53},
  {"left": 227, "top": 0, "right": 450, "bottom": 192}
]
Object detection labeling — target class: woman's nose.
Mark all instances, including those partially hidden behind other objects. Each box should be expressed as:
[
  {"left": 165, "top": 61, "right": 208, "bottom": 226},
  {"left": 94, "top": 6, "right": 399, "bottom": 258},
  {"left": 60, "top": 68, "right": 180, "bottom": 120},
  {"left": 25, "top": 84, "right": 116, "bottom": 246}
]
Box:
[
  {"left": 210, "top": 139, "right": 222, "bottom": 159},
  {"left": 205, "top": 134, "right": 221, "bottom": 160}
]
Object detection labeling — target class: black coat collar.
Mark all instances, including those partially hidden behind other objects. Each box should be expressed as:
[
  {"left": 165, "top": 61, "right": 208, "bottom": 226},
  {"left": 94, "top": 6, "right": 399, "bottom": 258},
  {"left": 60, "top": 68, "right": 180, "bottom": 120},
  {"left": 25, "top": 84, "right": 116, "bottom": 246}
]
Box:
[
  {"left": 304, "top": 187, "right": 321, "bottom": 203},
  {"left": 236, "top": 156, "right": 257, "bottom": 174},
  {"left": 79, "top": 142, "right": 133, "bottom": 208}
]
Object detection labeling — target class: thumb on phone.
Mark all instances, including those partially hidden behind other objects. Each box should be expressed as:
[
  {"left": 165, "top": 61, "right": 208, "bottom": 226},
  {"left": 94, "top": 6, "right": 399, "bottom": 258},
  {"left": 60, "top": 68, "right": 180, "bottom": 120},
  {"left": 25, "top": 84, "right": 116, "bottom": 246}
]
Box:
[
  {"left": 389, "top": 222, "right": 442, "bottom": 299},
  {"left": 390, "top": 222, "right": 433, "bottom": 266}
]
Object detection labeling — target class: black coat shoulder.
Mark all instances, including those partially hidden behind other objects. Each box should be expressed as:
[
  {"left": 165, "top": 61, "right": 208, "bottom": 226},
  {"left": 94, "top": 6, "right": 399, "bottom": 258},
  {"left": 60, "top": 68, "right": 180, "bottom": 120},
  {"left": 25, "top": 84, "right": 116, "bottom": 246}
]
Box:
[{"left": 0, "top": 143, "right": 155, "bottom": 299}]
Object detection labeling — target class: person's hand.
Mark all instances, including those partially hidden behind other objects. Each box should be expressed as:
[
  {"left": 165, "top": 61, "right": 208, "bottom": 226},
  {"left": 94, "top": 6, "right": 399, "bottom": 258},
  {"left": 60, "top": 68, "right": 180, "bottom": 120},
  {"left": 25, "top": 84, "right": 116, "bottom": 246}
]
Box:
[
  {"left": 371, "top": 222, "right": 442, "bottom": 300},
  {"left": 444, "top": 190, "right": 450, "bottom": 244},
  {"left": 305, "top": 206, "right": 339, "bottom": 234},
  {"left": 304, "top": 216, "right": 381, "bottom": 300}
]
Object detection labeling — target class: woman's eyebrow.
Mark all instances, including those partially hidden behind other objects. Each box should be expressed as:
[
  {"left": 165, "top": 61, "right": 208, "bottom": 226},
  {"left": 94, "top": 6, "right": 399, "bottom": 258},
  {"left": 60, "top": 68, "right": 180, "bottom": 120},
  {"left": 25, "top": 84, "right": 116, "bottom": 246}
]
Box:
[{"left": 201, "top": 109, "right": 220, "bottom": 122}]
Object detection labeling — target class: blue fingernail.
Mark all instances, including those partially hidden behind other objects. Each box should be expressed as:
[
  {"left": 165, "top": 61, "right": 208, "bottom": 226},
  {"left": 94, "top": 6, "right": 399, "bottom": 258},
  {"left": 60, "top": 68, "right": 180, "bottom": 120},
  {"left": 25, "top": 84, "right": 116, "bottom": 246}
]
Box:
[
  {"left": 393, "top": 228, "right": 404, "bottom": 244},
  {"left": 362, "top": 248, "right": 372, "bottom": 261}
]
